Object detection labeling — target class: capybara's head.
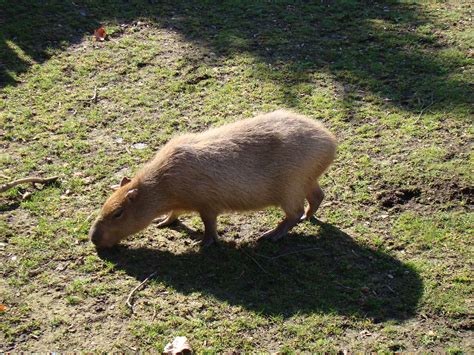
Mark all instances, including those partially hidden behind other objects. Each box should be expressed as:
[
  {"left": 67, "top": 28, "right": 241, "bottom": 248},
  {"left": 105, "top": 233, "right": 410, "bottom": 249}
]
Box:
[{"left": 89, "top": 177, "right": 151, "bottom": 248}]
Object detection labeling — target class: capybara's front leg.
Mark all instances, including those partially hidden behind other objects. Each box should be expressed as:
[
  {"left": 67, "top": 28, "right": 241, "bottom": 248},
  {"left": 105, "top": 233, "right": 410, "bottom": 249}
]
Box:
[
  {"left": 301, "top": 183, "right": 325, "bottom": 221},
  {"left": 200, "top": 212, "right": 218, "bottom": 246}
]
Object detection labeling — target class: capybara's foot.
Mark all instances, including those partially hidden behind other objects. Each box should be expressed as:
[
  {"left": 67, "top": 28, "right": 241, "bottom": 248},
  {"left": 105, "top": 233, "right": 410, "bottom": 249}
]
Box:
[
  {"left": 261, "top": 228, "right": 287, "bottom": 242},
  {"left": 153, "top": 212, "right": 179, "bottom": 228},
  {"left": 201, "top": 234, "right": 217, "bottom": 247},
  {"left": 300, "top": 214, "right": 310, "bottom": 222},
  {"left": 154, "top": 218, "right": 178, "bottom": 228},
  {"left": 261, "top": 212, "right": 303, "bottom": 242}
]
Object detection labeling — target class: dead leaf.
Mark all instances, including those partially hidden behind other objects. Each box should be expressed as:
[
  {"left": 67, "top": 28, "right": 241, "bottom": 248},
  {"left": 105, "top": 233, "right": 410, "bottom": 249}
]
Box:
[
  {"left": 94, "top": 27, "right": 107, "bottom": 41},
  {"left": 163, "top": 336, "right": 192, "bottom": 354},
  {"left": 0, "top": 304, "right": 6, "bottom": 312},
  {"left": 131, "top": 142, "right": 147, "bottom": 150}
]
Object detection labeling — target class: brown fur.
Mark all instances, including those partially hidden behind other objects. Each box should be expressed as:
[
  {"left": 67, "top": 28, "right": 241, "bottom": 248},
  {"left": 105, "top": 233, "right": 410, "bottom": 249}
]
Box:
[{"left": 89, "top": 109, "right": 337, "bottom": 248}]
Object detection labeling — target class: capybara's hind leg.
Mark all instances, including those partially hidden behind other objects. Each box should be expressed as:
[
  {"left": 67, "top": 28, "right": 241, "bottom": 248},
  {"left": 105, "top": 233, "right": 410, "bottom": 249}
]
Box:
[
  {"left": 200, "top": 212, "right": 219, "bottom": 247},
  {"left": 153, "top": 210, "right": 180, "bottom": 227},
  {"left": 261, "top": 203, "right": 304, "bottom": 242},
  {"left": 301, "top": 183, "right": 324, "bottom": 221}
]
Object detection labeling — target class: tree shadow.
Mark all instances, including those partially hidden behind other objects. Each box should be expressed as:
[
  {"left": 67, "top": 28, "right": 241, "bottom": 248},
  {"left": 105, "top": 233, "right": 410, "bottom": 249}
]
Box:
[
  {"left": 0, "top": 1, "right": 99, "bottom": 87},
  {"left": 98, "top": 220, "right": 422, "bottom": 321},
  {"left": 164, "top": 0, "right": 472, "bottom": 113},
  {"left": 1, "top": 0, "right": 471, "bottom": 114}
]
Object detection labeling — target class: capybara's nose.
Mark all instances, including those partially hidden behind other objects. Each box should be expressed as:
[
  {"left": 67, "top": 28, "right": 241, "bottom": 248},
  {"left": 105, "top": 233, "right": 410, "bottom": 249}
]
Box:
[{"left": 89, "top": 226, "right": 101, "bottom": 246}]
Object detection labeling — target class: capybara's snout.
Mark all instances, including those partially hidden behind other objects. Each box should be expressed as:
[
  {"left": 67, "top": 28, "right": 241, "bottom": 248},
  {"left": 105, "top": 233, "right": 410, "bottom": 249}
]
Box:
[
  {"left": 88, "top": 223, "right": 115, "bottom": 248},
  {"left": 88, "top": 224, "right": 107, "bottom": 248},
  {"left": 89, "top": 220, "right": 125, "bottom": 248},
  {"left": 88, "top": 225, "right": 101, "bottom": 246}
]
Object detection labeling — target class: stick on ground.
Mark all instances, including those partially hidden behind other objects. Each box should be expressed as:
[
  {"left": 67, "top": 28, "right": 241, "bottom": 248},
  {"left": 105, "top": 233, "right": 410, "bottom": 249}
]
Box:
[
  {"left": 0, "top": 176, "right": 58, "bottom": 193},
  {"left": 241, "top": 250, "right": 270, "bottom": 274},
  {"left": 91, "top": 86, "right": 98, "bottom": 103},
  {"left": 126, "top": 271, "right": 159, "bottom": 312},
  {"left": 254, "top": 247, "right": 323, "bottom": 260}
]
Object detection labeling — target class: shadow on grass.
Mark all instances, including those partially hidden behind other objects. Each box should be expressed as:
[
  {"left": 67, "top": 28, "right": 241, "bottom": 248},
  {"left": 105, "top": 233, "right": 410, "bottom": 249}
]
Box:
[
  {"left": 1, "top": 1, "right": 471, "bottom": 113},
  {"left": 0, "top": 1, "right": 100, "bottom": 87},
  {"left": 98, "top": 220, "right": 422, "bottom": 321}
]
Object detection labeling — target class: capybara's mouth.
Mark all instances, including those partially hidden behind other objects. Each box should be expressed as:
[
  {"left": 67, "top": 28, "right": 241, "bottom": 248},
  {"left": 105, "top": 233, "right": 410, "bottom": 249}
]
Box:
[{"left": 93, "top": 238, "right": 120, "bottom": 249}]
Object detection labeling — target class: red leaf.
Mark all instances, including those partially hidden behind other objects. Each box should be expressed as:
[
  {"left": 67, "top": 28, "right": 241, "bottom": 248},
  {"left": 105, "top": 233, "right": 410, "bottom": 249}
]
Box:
[{"left": 94, "top": 27, "right": 107, "bottom": 41}]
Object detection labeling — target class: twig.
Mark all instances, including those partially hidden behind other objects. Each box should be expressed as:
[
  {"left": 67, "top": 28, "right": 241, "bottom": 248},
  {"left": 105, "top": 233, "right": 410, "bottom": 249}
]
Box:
[
  {"left": 335, "top": 281, "right": 355, "bottom": 290},
  {"left": 125, "top": 345, "right": 137, "bottom": 351},
  {"left": 334, "top": 281, "right": 355, "bottom": 291},
  {"left": 78, "top": 86, "right": 98, "bottom": 103},
  {"left": 241, "top": 250, "right": 269, "bottom": 274},
  {"left": 255, "top": 247, "right": 323, "bottom": 260},
  {"left": 272, "top": 247, "right": 323, "bottom": 260},
  {"left": 126, "top": 271, "right": 158, "bottom": 312},
  {"left": 75, "top": 212, "right": 95, "bottom": 233},
  {"left": 28, "top": 259, "right": 55, "bottom": 277},
  {"left": 414, "top": 99, "right": 435, "bottom": 123},
  {"left": 91, "top": 86, "right": 98, "bottom": 104},
  {"left": 0, "top": 176, "right": 58, "bottom": 193}
]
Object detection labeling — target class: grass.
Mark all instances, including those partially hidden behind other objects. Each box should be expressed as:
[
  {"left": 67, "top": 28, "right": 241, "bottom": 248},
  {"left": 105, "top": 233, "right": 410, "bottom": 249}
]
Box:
[{"left": 1, "top": 0, "right": 473, "bottom": 352}]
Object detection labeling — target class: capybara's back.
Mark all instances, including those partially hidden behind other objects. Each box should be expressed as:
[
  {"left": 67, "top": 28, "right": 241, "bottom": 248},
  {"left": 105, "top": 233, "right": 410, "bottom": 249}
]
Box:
[
  {"left": 156, "top": 109, "right": 336, "bottom": 213},
  {"left": 90, "top": 109, "right": 337, "bottom": 248}
]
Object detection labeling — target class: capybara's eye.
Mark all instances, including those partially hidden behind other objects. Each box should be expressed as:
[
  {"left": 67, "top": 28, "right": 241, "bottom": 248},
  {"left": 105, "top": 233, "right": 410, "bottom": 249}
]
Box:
[{"left": 112, "top": 209, "right": 124, "bottom": 219}]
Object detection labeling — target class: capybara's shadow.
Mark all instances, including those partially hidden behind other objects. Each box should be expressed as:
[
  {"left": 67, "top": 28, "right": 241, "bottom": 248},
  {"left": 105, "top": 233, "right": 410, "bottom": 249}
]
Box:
[{"left": 98, "top": 221, "right": 422, "bottom": 321}]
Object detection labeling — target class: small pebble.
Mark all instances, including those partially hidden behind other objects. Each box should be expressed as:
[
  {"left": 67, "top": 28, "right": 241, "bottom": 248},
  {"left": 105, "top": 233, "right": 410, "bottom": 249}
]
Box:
[{"left": 132, "top": 143, "right": 147, "bottom": 150}]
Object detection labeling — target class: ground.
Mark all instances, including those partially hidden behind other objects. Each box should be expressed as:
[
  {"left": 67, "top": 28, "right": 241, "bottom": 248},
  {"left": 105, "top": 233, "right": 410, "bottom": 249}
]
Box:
[{"left": 0, "top": 0, "right": 473, "bottom": 352}]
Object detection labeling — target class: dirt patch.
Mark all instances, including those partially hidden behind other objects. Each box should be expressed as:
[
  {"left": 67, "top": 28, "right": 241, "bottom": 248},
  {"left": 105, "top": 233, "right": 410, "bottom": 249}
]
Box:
[
  {"left": 377, "top": 187, "right": 421, "bottom": 209},
  {"left": 377, "top": 181, "right": 473, "bottom": 210},
  {"left": 436, "top": 182, "right": 473, "bottom": 206},
  {"left": 0, "top": 196, "right": 21, "bottom": 213}
]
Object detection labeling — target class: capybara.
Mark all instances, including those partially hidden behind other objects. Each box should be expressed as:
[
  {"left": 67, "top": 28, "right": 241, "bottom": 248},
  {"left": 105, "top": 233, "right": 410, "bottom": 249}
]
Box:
[{"left": 89, "top": 109, "right": 337, "bottom": 248}]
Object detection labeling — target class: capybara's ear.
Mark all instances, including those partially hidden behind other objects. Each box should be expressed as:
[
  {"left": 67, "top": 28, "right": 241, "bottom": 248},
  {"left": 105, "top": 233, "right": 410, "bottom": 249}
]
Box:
[
  {"left": 126, "top": 188, "right": 138, "bottom": 201},
  {"left": 120, "top": 177, "right": 131, "bottom": 186},
  {"left": 110, "top": 177, "right": 131, "bottom": 191}
]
